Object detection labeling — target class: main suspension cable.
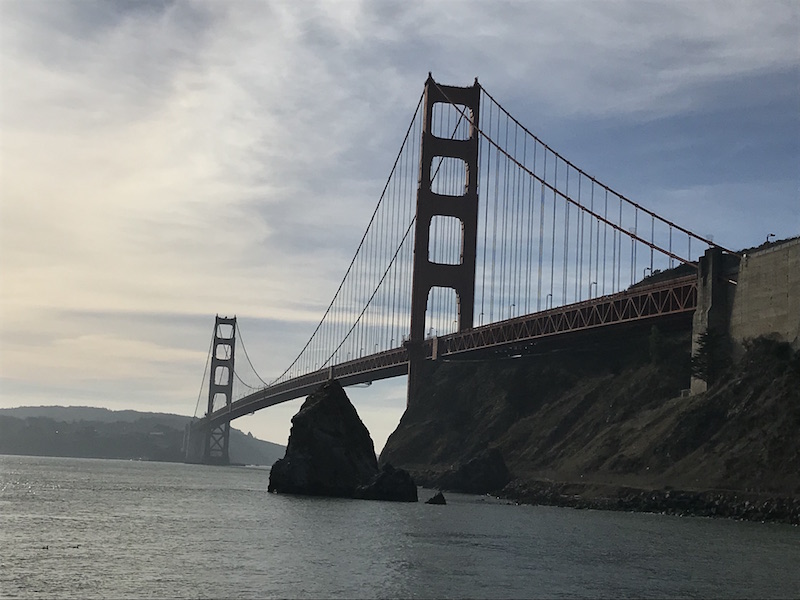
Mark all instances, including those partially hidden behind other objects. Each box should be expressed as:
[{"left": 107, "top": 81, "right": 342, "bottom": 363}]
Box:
[
  {"left": 235, "top": 320, "right": 268, "bottom": 387},
  {"left": 434, "top": 80, "right": 735, "bottom": 262},
  {"left": 269, "top": 91, "right": 425, "bottom": 385},
  {"left": 193, "top": 332, "right": 214, "bottom": 418},
  {"left": 477, "top": 85, "right": 734, "bottom": 255}
]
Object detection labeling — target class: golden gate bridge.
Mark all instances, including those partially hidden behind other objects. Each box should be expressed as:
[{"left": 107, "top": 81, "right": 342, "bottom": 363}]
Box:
[{"left": 184, "top": 75, "right": 736, "bottom": 464}]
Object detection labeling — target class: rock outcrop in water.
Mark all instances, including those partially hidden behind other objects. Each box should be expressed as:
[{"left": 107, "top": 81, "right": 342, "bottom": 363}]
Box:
[
  {"left": 268, "top": 380, "right": 378, "bottom": 497},
  {"left": 268, "top": 380, "right": 418, "bottom": 501},
  {"left": 353, "top": 463, "right": 418, "bottom": 502},
  {"left": 435, "top": 448, "right": 511, "bottom": 494},
  {"left": 425, "top": 491, "right": 446, "bottom": 505}
]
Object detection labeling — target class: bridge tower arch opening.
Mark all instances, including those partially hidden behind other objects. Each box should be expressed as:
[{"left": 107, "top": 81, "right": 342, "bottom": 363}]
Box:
[
  {"left": 425, "top": 286, "right": 460, "bottom": 339},
  {"left": 407, "top": 75, "right": 480, "bottom": 405}
]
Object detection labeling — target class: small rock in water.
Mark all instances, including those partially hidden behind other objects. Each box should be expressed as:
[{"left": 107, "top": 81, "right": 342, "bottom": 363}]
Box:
[{"left": 425, "top": 491, "right": 446, "bottom": 505}]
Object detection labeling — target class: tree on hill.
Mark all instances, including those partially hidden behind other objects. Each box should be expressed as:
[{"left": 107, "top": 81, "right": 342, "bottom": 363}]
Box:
[{"left": 691, "top": 330, "right": 730, "bottom": 385}]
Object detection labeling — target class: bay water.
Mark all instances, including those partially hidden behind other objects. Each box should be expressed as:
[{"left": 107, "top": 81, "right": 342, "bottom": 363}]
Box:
[{"left": 1, "top": 455, "right": 798, "bottom": 598}]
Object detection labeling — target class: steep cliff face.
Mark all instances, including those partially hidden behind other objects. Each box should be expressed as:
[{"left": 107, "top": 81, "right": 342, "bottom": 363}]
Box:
[
  {"left": 381, "top": 328, "right": 800, "bottom": 498},
  {"left": 664, "top": 337, "right": 800, "bottom": 494}
]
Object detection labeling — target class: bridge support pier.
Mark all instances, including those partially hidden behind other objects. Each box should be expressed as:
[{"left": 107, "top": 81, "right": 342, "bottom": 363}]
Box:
[
  {"left": 405, "top": 340, "right": 426, "bottom": 408},
  {"left": 690, "top": 248, "right": 736, "bottom": 394},
  {"left": 183, "top": 420, "right": 205, "bottom": 464},
  {"left": 407, "top": 75, "right": 480, "bottom": 406}
]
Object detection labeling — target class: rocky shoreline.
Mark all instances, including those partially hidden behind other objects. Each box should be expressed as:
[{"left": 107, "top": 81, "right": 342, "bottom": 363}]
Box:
[
  {"left": 381, "top": 335, "right": 799, "bottom": 526},
  {"left": 498, "top": 479, "right": 800, "bottom": 525}
]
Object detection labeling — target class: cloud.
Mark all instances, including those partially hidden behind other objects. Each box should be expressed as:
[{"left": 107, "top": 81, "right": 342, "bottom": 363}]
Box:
[
  {"left": 447, "top": 0, "right": 799, "bottom": 119},
  {"left": 0, "top": 0, "right": 797, "bottom": 445}
]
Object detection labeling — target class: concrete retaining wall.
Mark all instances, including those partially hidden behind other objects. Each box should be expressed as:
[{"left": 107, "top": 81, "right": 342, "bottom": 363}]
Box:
[{"left": 729, "top": 238, "right": 800, "bottom": 350}]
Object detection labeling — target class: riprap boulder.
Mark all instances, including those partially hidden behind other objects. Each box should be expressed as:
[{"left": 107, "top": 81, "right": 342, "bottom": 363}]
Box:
[
  {"left": 353, "top": 463, "right": 418, "bottom": 502},
  {"left": 435, "top": 447, "right": 510, "bottom": 494}
]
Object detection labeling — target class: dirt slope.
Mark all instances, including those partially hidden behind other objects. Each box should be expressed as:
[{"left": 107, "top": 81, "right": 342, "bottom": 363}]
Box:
[{"left": 381, "top": 328, "right": 800, "bottom": 500}]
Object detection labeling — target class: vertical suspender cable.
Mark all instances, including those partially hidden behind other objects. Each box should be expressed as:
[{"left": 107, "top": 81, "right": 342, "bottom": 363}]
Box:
[
  {"left": 550, "top": 158, "right": 557, "bottom": 305},
  {"left": 603, "top": 189, "right": 608, "bottom": 295},
  {"left": 526, "top": 138, "right": 536, "bottom": 313},
  {"left": 480, "top": 92, "right": 490, "bottom": 326},
  {"left": 490, "top": 103, "right": 501, "bottom": 322},
  {"left": 576, "top": 175, "right": 582, "bottom": 301},
  {"left": 537, "top": 150, "right": 546, "bottom": 310},
  {"left": 563, "top": 165, "right": 570, "bottom": 303}
]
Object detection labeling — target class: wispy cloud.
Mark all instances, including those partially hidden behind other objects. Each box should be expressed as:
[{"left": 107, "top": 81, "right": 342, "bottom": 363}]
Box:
[{"left": 1, "top": 0, "right": 797, "bottom": 446}]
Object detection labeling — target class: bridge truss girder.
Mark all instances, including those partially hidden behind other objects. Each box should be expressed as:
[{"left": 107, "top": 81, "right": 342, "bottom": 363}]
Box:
[
  {"left": 194, "top": 276, "right": 697, "bottom": 433},
  {"left": 436, "top": 276, "right": 697, "bottom": 357}
]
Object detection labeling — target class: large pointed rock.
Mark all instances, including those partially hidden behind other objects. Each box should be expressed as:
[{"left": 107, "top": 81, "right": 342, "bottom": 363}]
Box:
[{"left": 268, "top": 380, "right": 378, "bottom": 497}]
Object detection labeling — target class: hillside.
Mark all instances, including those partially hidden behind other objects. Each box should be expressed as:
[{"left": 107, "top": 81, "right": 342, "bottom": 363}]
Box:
[
  {"left": 381, "top": 327, "right": 800, "bottom": 521},
  {"left": 0, "top": 407, "right": 284, "bottom": 466}
]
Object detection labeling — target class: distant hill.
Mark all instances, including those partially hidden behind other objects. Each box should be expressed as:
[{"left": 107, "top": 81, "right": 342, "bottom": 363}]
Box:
[{"left": 0, "top": 406, "right": 285, "bottom": 466}]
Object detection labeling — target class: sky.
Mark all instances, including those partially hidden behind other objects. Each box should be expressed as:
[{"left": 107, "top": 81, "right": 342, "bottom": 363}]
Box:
[{"left": 1, "top": 0, "right": 798, "bottom": 452}]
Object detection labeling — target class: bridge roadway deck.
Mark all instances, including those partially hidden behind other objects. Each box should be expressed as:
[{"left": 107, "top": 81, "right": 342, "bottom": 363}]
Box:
[{"left": 198, "top": 275, "right": 697, "bottom": 430}]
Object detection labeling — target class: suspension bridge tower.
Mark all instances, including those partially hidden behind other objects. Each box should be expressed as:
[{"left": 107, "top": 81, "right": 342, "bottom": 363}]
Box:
[
  {"left": 406, "top": 75, "right": 480, "bottom": 405},
  {"left": 184, "top": 315, "right": 236, "bottom": 465}
]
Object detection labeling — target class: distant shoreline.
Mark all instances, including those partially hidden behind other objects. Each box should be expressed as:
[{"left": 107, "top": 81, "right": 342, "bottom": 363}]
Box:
[
  {"left": 0, "top": 407, "right": 284, "bottom": 466},
  {"left": 0, "top": 453, "right": 276, "bottom": 470}
]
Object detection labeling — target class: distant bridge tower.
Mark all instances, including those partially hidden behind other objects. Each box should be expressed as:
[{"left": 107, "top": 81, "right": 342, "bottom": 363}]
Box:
[
  {"left": 203, "top": 315, "right": 236, "bottom": 464},
  {"left": 406, "top": 75, "right": 480, "bottom": 405}
]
